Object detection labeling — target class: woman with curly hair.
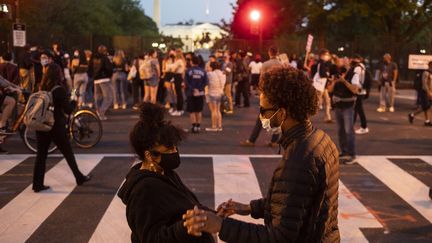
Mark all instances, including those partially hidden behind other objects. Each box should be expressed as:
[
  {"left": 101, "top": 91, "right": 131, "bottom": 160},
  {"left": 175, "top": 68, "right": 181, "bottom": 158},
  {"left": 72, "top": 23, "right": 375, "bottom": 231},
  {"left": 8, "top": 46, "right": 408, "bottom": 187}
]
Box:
[
  {"left": 183, "top": 67, "right": 341, "bottom": 243},
  {"left": 117, "top": 103, "right": 215, "bottom": 243}
]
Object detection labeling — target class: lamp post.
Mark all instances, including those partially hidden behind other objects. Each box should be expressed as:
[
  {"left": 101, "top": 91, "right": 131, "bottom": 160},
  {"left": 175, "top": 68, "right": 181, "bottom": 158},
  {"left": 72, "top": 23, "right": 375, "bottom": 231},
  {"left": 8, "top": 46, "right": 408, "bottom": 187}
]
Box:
[{"left": 250, "top": 9, "right": 262, "bottom": 54}]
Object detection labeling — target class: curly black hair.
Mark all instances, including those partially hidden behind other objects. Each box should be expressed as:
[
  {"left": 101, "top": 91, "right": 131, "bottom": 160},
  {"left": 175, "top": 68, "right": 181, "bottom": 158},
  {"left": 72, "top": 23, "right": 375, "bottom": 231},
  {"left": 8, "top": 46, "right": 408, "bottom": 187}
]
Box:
[
  {"left": 130, "top": 103, "right": 185, "bottom": 161},
  {"left": 259, "top": 67, "right": 318, "bottom": 122}
]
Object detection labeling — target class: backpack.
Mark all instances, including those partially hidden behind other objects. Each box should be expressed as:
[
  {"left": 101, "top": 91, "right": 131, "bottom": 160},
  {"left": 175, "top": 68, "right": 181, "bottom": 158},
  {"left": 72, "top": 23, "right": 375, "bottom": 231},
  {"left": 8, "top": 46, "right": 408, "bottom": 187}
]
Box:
[
  {"left": 23, "top": 86, "right": 62, "bottom": 132},
  {"left": 363, "top": 69, "right": 373, "bottom": 93},
  {"left": 139, "top": 58, "right": 154, "bottom": 80},
  {"left": 413, "top": 70, "right": 430, "bottom": 91}
]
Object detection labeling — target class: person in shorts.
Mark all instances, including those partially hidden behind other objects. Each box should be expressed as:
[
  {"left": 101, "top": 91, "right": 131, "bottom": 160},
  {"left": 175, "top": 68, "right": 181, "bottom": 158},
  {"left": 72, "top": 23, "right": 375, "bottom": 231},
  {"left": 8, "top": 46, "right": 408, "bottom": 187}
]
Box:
[
  {"left": 143, "top": 49, "right": 161, "bottom": 104},
  {"left": 185, "top": 56, "right": 208, "bottom": 133},
  {"left": 205, "top": 62, "right": 226, "bottom": 132}
]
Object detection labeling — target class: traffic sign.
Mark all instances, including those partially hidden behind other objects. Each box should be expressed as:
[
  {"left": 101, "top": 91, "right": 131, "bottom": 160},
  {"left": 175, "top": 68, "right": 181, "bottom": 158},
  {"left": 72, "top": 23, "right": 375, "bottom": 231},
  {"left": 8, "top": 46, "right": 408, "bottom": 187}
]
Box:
[{"left": 13, "top": 23, "right": 26, "bottom": 47}]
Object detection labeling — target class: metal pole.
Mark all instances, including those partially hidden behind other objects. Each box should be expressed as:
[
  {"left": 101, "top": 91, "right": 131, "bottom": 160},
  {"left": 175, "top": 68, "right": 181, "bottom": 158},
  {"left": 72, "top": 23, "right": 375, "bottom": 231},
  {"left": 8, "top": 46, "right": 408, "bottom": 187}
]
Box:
[
  {"left": 259, "top": 23, "right": 263, "bottom": 54},
  {"left": 15, "top": 0, "right": 19, "bottom": 23}
]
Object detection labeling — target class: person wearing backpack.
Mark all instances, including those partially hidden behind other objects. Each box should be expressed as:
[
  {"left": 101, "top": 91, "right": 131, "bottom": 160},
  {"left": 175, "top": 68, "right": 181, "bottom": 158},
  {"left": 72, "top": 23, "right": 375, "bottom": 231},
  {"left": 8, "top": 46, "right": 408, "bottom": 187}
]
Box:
[
  {"left": 408, "top": 61, "right": 432, "bottom": 126},
  {"left": 89, "top": 45, "right": 113, "bottom": 121},
  {"left": 142, "top": 49, "right": 160, "bottom": 104},
  {"left": 354, "top": 55, "right": 371, "bottom": 135},
  {"left": 32, "top": 63, "right": 91, "bottom": 193}
]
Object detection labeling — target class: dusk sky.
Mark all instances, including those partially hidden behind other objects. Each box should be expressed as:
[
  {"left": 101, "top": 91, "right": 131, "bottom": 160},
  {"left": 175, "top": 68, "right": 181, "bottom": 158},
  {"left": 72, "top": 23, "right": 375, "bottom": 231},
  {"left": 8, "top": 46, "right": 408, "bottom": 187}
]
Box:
[{"left": 141, "top": 0, "right": 236, "bottom": 25}]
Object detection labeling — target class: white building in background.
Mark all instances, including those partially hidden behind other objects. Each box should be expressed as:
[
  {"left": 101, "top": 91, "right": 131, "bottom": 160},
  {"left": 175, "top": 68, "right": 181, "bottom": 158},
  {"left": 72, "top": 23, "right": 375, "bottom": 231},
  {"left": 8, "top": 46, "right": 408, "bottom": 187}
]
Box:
[{"left": 160, "top": 22, "right": 228, "bottom": 52}]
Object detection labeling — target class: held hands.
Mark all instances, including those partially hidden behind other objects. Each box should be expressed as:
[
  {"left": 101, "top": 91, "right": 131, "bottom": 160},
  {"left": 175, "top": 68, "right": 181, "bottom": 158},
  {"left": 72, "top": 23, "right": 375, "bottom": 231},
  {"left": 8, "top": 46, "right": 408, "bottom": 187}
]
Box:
[
  {"left": 183, "top": 206, "right": 222, "bottom": 237},
  {"left": 216, "top": 199, "right": 252, "bottom": 218}
]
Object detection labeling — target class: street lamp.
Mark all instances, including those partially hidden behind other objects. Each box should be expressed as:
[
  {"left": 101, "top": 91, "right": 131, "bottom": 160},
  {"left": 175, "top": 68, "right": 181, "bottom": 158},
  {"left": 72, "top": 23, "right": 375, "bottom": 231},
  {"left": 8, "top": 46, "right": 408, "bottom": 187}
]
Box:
[{"left": 249, "top": 9, "right": 263, "bottom": 53}]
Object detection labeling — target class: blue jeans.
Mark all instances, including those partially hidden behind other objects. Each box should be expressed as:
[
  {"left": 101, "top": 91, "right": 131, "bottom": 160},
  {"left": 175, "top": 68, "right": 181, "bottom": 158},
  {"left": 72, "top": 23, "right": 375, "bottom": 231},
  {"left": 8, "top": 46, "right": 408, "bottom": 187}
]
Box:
[
  {"left": 112, "top": 72, "right": 127, "bottom": 106},
  {"left": 334, "top": 106, "right": 356, "bottom": 157}
]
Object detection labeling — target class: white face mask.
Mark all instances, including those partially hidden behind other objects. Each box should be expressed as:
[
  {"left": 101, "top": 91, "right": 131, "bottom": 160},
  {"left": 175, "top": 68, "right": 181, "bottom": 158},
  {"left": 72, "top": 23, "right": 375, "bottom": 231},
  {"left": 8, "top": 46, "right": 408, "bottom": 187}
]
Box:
[
  {"left": 41, "top": 58, "right": 49, "bottom": 66},
  {"left": 260, "top": 109, "right": 284, "bottom": 134}
]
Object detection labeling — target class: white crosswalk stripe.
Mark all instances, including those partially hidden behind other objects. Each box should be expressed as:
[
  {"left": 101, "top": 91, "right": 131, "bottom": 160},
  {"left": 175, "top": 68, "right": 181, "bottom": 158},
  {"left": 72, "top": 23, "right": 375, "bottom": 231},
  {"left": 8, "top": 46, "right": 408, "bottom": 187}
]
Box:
[{"left": 0, "top": 154, "right": 431, "bottom": 243}]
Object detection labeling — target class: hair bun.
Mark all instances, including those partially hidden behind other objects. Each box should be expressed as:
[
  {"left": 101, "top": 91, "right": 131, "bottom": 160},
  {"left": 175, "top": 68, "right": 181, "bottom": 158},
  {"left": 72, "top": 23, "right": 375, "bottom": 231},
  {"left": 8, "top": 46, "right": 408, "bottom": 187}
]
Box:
[{"left": 139, "top": 103, "right": 164, "bottom": 127}]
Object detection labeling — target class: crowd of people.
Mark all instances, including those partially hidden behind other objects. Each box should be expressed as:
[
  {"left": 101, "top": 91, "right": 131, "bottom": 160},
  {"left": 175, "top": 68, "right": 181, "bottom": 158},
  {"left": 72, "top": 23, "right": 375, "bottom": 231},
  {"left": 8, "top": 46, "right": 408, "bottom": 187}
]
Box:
[{"left": 1, "top": 41, "right": 431, "bottom": 242}]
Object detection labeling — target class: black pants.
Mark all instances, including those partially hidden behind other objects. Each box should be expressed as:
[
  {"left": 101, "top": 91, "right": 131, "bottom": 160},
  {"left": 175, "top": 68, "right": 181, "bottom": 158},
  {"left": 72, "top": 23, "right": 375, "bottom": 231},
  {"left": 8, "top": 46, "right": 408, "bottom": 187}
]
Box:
[
  {"left": 249, "top": 116, "right": 279, "bottom": 143},
  {"left": 174, "top": 74, "right": 184, "bottom": 111},
  {"left": 132, "top": 78, "right": 144, "bottom": 106},
  {"left": 33, "top": 125, "right": 84, "bottom": 189},
  {"left": 354, "top": 95, "right": 367, "bottom": 129},
  {"left": 235, "top": 79, "right": 250, "bottom": 107}
]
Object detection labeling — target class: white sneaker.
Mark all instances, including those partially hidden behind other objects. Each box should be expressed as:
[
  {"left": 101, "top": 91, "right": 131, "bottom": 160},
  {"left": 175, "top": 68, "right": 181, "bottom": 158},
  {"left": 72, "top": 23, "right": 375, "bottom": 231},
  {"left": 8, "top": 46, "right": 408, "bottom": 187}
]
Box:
[
  {"left": 113, "top": 104, "right": 119, "bottom": 110},
  {"left": 217, "top": 128, "right": 223, "bottom": 132},
  {"left": 377, "top": 107, "right": 386, "bottom": 113},
  {"left": 168, "top": 108, "right": 174, "bottom": 114},
  {"left": 389, "top": 107, "right": 395, "bottom": 112},
  {"left": 355, "top": 128, "right": 369, "bottom": 135},
  {"left": 171, "top": 111, "right": 184, "bottom": 117},
  {"left": 205, "top": 128, "right": 218, "bottom": 132},
  {"left": 121, "top": 104, "right": 127, "bottom": 110}
]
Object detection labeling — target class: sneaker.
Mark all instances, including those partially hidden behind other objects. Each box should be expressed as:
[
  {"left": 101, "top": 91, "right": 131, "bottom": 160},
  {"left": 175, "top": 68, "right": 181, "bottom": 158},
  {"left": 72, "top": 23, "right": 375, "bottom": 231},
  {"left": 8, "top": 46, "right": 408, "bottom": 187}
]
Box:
[
  {"left": 168, "top": 108, "right": 174, "bottom": 114},
  {"left": 205, "top": 128, "right": 219, "bottom": 132},
  {"left": 132, "top": 105, "right": 140, "bottom": 110},
  {"left": 113, "top": 104, "right": 119, "bottom": 110},
  {"left": 425, "top": 121, "right": 432, "bottom": 127},
  {"left": 377, "top": 107, "right": 386, "bottom": 113},
  {"left": 171, "top": 110, "right": 184, "bottom": 117},
  {"left": 33, "top": 185, "right": 50, "bottom": 193},
  {"left": 342, "top": 156, "right": 357, "bottom": 165},
  {"left": 355, "top": 128, "right": 369, "bottom": 135},
  {"left": 240, "top": 140, "right": 255, "bottom": 147},
  {"left": 217, "top": 128, "right": 223, "bottom": 132},
  {"left": 408, "top": 113, "right": 414, "bottom": 124},
  {"left": 225, "top": 110, "right": 234, "bottom": 114},
  {"left": 389, "top": 107, "right": 395, "bottom": 112},
  {"left": 121, "top": 104, "right": 127, "bottom": 110}
]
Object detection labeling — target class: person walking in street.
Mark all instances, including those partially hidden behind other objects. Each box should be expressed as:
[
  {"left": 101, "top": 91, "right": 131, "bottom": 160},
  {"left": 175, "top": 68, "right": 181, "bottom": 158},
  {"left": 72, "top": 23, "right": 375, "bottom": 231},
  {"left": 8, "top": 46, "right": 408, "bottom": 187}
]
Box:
[
  {"left": 377, "top": 53, "right": 398, "bottom": 113},
  {"left": 171, "top": 49, "right": 186, "bottom": 116},
  {"left": 183, "top": 67, "right": 340, "bottom": 243},
  {"left": 112, "top": 50, "right": 129, "bottom": 110},
  {"left": 70, "top": 49, "right": 89, "bottom": 108},
  {"left": 90, "top": 45, "right": 113, "bottom": 121},
  {"left": 313, "top": 48, "right": 333, "bottom": 123},
  {"left": 234, "top": 51, "right": 250, "bottom": 108},
  {"left": 33, "top": 63, "right": 91, "bottom": 193},
  {"left": 249, "top": 54, "right": 262, "bottom": 96},
  {"left": 205, "top": 61, "right": 226, "bottom": 132},
  {"left": 354, "top": 56, "right": 371, "bottom": 135},
  {"left": 131, "top": 54, "right": 145, "bottom": 110},
  {"left": 240, "top": 46, "right": 282, "bottom": 147},
  {"left": 222, "top": 52, "right": 234, "bottom": 114},
  {"left": 162, "top": 51, "right": 176, "bottom": 112},
  {"left": 16, "top": 46, "right": 34, "bottom": 92},
  {"left": 408, "top": 61, "right": 432, "bottom": 126},
  {"left": 328, "top": 55, "right": 362, "bottom": 164},
  {"left": 185, "top": 56, "right": 208, "bottom": 133},
  {"left": 143, "top": 49, "right": 161, "bottom": 104},
  {"left": 117, "top": 102, "right": 214, "bottom": 243}
]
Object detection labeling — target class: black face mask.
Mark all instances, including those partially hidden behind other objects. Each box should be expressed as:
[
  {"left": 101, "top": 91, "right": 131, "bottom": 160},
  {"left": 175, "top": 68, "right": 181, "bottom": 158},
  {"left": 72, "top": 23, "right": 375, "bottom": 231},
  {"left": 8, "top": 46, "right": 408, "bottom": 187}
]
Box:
[{"left": 159, "top": 152, "right": 181, "bottom": 171}]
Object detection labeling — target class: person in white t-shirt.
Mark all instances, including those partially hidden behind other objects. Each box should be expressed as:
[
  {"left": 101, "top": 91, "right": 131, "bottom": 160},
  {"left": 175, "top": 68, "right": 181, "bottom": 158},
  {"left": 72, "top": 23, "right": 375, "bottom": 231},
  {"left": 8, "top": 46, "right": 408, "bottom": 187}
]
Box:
[
  {"left": 249, "top": 55, "right": 262, "bottom": 96},
  {"left": 205, "top": 62, "right": 226, "bottom": 132}
]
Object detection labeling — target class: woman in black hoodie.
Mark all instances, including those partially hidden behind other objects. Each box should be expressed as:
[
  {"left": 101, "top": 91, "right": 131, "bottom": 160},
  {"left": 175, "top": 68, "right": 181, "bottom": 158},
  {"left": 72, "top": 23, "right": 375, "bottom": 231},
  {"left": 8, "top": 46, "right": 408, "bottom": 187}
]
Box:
[{"left": 117, "top": 103, "right": 215, "bottom": 243}]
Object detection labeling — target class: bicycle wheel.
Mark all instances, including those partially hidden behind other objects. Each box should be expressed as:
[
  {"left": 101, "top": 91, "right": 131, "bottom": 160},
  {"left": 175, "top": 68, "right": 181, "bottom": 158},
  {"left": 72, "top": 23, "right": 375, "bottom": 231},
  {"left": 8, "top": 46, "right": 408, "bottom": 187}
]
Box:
[
  {"left": 71, "top": 110, "right": 103, "bottom": 149},
  {"left": 23, "top": 126, "right": 58, "bottom": 154}
]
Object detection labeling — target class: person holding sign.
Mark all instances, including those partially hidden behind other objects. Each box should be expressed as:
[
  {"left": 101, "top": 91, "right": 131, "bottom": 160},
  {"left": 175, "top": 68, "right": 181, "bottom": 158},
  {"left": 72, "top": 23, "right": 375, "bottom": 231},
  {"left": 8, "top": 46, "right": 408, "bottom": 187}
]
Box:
[{"left": 313, "top": 49, "right": 333, "bottom": 123}]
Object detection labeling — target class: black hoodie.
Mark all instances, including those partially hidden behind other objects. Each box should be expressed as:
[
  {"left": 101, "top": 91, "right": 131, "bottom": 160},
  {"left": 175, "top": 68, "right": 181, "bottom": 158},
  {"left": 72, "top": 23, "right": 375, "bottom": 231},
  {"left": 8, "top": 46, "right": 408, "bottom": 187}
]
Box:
[{"left": 118, "top": 164, "right": 215, "bottom": 243}]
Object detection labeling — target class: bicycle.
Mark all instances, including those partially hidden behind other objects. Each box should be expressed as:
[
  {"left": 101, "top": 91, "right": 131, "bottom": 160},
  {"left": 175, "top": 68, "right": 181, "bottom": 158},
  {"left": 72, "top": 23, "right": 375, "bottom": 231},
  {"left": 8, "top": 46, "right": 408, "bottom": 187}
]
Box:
[{"left": 4, "top": 89, "right": 103, "bottom": 153}]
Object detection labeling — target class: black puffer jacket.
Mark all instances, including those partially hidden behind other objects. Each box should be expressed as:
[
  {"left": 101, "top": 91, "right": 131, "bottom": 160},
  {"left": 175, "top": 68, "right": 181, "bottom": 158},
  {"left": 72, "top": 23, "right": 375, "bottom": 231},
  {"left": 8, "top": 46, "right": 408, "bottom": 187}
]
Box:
[{"left": 219, "top": 121, "right": 340, "bottom": 243}]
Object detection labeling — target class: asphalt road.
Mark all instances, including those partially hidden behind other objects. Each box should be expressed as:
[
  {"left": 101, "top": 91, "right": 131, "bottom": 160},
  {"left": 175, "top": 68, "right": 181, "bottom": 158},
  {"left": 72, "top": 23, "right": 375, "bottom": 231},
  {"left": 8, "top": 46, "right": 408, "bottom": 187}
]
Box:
[{"left": 2, "top": 90, "right": 431, "bottom": 155}]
